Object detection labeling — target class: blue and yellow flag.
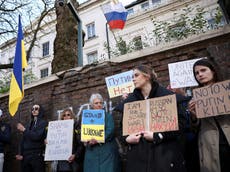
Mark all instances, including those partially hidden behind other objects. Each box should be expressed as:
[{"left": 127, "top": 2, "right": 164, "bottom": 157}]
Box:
[{"left": 9, "top": 15, "right": 27, "bottom": 116}]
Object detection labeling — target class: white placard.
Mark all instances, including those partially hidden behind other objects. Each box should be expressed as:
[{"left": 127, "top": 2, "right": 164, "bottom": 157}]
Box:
[
  {"left": 168, "top": 58, "right": 201, "bottom": 88},
  {"left": 45, "top": 119, "right": 74, "bottom": 161}
]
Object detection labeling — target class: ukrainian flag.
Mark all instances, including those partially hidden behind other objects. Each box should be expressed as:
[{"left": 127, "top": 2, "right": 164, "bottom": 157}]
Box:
[{"left": 9, "top": 16, "right": 27, "bottom": 116}]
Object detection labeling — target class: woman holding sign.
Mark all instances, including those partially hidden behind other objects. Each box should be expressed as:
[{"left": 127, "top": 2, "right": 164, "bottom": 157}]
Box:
[
  {"left": 115, "top": 65, "right": 187, "bottom": 172},
  {"left": 83, "top": 93, "right": 120, "bottom": 172},
  {"left": 189, "top": 59, "right": 230, "bottom": 172},
  {"left": 56, "top": 108, "right": 84, "bottom": 172}
]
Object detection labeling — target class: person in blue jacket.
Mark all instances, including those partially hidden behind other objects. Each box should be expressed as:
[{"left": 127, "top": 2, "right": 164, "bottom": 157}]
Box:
[
  {"left": 16, "top": 104, "right": 48, "bottom": 172},
  {"left": 0, "top": 109, "right": 11, "bottom": 172},
  {"left": 83, "top": 93, "right": 120, "bottom": 172}
]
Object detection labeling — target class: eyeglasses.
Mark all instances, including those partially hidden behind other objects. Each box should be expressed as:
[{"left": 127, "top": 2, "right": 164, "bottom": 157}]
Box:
[
  {"left": 63, "top": 114, "right": 71, "bottom": 117},
  {"left": 32, "top": 107, "right": 39, "bottom": 111},
  {"left": 94, "top": 102, "right": 103, "bottom": 105}
]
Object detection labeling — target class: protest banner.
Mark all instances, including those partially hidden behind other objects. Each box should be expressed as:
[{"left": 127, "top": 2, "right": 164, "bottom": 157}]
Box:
[
  {"left": 193, "top": 80, "right": 230, "bottom": 118},
  {"left": 123, "top": 94, "right": 178, "bottom": 135},
  {"left": 168, "top": 58, "right": 201, "bottom": 88},
  {"left": 81, "top": 109, "right": 105, "bottom": 143},
  {"left": 105, "top": 70, "right": 135, "bottom": 98},
  {"left": 45, "top": 119, "right": 74, "bottom": 161}
]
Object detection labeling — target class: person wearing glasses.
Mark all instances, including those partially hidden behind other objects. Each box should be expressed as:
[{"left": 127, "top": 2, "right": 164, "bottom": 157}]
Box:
[
  {"left": 15, "top": 104, "right": 48, "bottom": 172},
  {"left": 56, "top": 108, "right": 84, "bottom": 172},
  {"left": 83, "top": 93, "right": 120, "bottom": 172}
]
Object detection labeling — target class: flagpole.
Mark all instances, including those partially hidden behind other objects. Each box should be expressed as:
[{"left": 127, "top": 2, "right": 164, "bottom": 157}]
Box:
[{"left": 106, "top": 23, "right": 111, "bottom": 59}]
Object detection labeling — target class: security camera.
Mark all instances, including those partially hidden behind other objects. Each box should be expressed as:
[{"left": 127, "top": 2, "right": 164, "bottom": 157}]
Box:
[{"left": 57, "top": 0, "right": 65, "bottom": 6}]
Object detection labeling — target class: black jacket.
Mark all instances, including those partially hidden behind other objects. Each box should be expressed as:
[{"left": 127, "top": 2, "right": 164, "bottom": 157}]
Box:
[
  {"left": 21, "top": 107, "right": 48, "bottom": 156},
  {"left": 0, "top": 122, "right": 11, "bottom": 153},
  {"left": 115, "top": 81, "right": 187, "bottom": 172}
]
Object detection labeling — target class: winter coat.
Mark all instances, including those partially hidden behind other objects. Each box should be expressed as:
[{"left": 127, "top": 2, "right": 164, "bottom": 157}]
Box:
[
  {"left": 115, "top": 81, "right": 187, "bottom": 172},
  {"left": 21, "top": 107, "right": 48, "bottom": 156},
  {"left": 198, "top": 115, "right": 230, "bottom": 172},
  {"left": 0, "top": 122, "right": 11, "bottom": 153},
  {"left": 83, "top": 112, "right": 120, "bottom": 172}
]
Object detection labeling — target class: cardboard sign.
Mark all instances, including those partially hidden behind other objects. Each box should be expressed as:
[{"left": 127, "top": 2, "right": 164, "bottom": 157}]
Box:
[
  {"left": 193, "top": 80, "right": 230, "bottom": 118},
  {"left": 123, "top": 94, "right": 178, "bottom": 135},
  {"left": 81, "top": 109, "right": 105, "bottom": 143},
  {"left": 45, "top": 119, "right": 74, "bottom": 161},
  {"left": 105, "top": 70, "right": 135, "bottom": 98},
  {"left": 168, "top": 59, "right": 201, "bottom": 88}
]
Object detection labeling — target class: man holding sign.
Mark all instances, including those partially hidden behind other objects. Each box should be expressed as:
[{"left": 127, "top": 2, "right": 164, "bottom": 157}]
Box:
[
  {"left": 189, "top": 59, "right": 230, "bottom": 172},
  {"left": 83, "top": 94, "right": 120, "bottom": 172},
  {"left": 115, "top": 65, "right": 187, "bottom": 172}
]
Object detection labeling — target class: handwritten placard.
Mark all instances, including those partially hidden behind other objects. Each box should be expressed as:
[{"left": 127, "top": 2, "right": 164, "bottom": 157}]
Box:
[
  {"left": 81, "top": 109, "right": 105, "bottom": 143},
  {"left": 105, "top": 70, "right": 135, "bottom": 98},
  {"left": 193, "top": 80, "right": 230, "bottom": 118},
  {"left": 149, "top": 95, "right": 178, "bottom": 132},
  {"left": 123, "top": 100, "right": 147, "bottom": 135},
  {"left": 45, "top": 119, "right": 74, "bottom": 161},
  {"left": 123, "top": 94, "right": 178, "bottom": 135},
  {"left": 168, "top": 59, "right": 201, "bottom": 88}
]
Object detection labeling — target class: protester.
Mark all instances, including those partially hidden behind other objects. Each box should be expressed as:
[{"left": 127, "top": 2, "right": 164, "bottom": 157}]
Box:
[
  {"left": 15, "top": 104, "right": 48, "bottom": 172},
  {"left": 56, "top": 108, "right": 84, "bottom": 172},
  {"left": 188, "top": 59, "right": 230, "bottom": 172},
  {"left": 0, "top": 109, "right": 11, "bottom": 172},
  {"left": 83, "top": 93, "right": 120, "bottom": 172},
  {"left": 115, "top": 65, "right": 187, "bottom": 172}
]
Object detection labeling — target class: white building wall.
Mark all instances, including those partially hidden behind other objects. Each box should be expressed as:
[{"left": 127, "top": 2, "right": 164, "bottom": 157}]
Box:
[{"left": 0, "top": 0, "right": 222, "bottom": 84}]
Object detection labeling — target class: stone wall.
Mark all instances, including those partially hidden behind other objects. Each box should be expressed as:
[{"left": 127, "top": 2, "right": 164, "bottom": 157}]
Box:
[{"left": 0, "top": 29, "right": 230, "bottom": 171}]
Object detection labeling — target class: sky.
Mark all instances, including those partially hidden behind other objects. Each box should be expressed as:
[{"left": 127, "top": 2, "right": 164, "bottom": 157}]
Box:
[{"left": 77, "top": 0, "right": 135, "bottom": 6}]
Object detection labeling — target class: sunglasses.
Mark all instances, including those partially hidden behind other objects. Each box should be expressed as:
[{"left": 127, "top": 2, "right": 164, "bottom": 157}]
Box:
[
  {"left": 32, "top": 107, "right": 39, "bottom": 111},
  {"left": 63, "top": 114, "right": 71, "bottom": 117}
]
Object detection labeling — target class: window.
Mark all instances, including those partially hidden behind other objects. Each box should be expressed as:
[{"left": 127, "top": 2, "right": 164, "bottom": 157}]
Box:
[
  {"left": 127, "top": 8, "right": 134, "bottom": 15},
  {"left": 152, "top": 0, "right": 161, "bottom": 6},
  {"left": 87, "top": 51, "right": 98, "bottom": 64},
  {"left": 42, "top": 42, "right": 49, "bottom": 57},
  {"left": 86, "top": 22, "right": 95, "bottom": 39},
  {"left": 133, "top": 36, "right": 143, "bottom": 50},
  {"left": 40, "top": 68, "right": 49, "bottom": 78},
  {"left": 141, "top": 2, "right": 149, "bottom": 10}
]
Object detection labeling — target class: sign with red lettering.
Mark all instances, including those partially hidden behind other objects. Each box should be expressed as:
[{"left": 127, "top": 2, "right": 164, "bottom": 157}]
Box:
[
  {"left": 193, "top": 80, "right": 230, "bottom": 118},
  {"left": 123, "top": 94, "right": 178, "bottom": 136},
  {"left": 105, "top": 70, "right": 135, "bottom": 98}
]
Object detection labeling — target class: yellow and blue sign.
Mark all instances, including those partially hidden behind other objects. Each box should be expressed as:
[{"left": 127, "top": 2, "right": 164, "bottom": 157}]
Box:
[{"left": 81, "top": 109, "right": 105, "bottom": 143}]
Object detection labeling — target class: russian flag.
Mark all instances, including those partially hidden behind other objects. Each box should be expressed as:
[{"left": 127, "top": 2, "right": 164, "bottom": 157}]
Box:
[{"left": 102, "top": 2, "right": 128, "bottom": 30}]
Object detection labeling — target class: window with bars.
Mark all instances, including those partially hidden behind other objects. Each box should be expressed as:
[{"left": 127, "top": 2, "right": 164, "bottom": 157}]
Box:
[
  {"left": 87, "top": 51, "right": 98, "bottom": 64},
  {"left": 42, "top": 42, "right": 49, "bottom": 57},
  {"left": 40, "top": 68, "right": 49, "bottom": 78},
  {"left": 86, "top": 22, "right": 96, "bottom": 39}
]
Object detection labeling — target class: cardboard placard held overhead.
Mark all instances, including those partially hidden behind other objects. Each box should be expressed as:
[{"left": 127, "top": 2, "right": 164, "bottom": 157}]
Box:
[
  {"left": 123, "top": 94, "right": 178, "bottom": 136},
  {"left": 81, "top": 109, "right": 105, "bottom": 143},
  {"left": 105, "top": 70, "right": 135, "bottom": 98},
  {"left": 193, "top": 80, "right": 230, "bottom": 118},
  {"left": 45, "top": 119, "right": 74, "bottom": 161},
  {"left": 168, "top": 58, "right": 201, "bottom": 88}
]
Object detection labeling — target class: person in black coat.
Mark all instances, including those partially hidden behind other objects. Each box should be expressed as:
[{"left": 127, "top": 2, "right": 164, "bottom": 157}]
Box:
[
  {"left": 16, "top": 104, "right": 48, "bottom": 172},
  {"left": 115, "top": 65, "right": 187, "bottom": 172},
  {"left": 0, "top": 109, "right": 11, "bottom": 172}
]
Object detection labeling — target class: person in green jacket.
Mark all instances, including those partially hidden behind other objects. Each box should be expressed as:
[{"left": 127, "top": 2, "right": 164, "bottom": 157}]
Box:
[{"left": 83, "top": 93, "right": 120, "bottom": 172}]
